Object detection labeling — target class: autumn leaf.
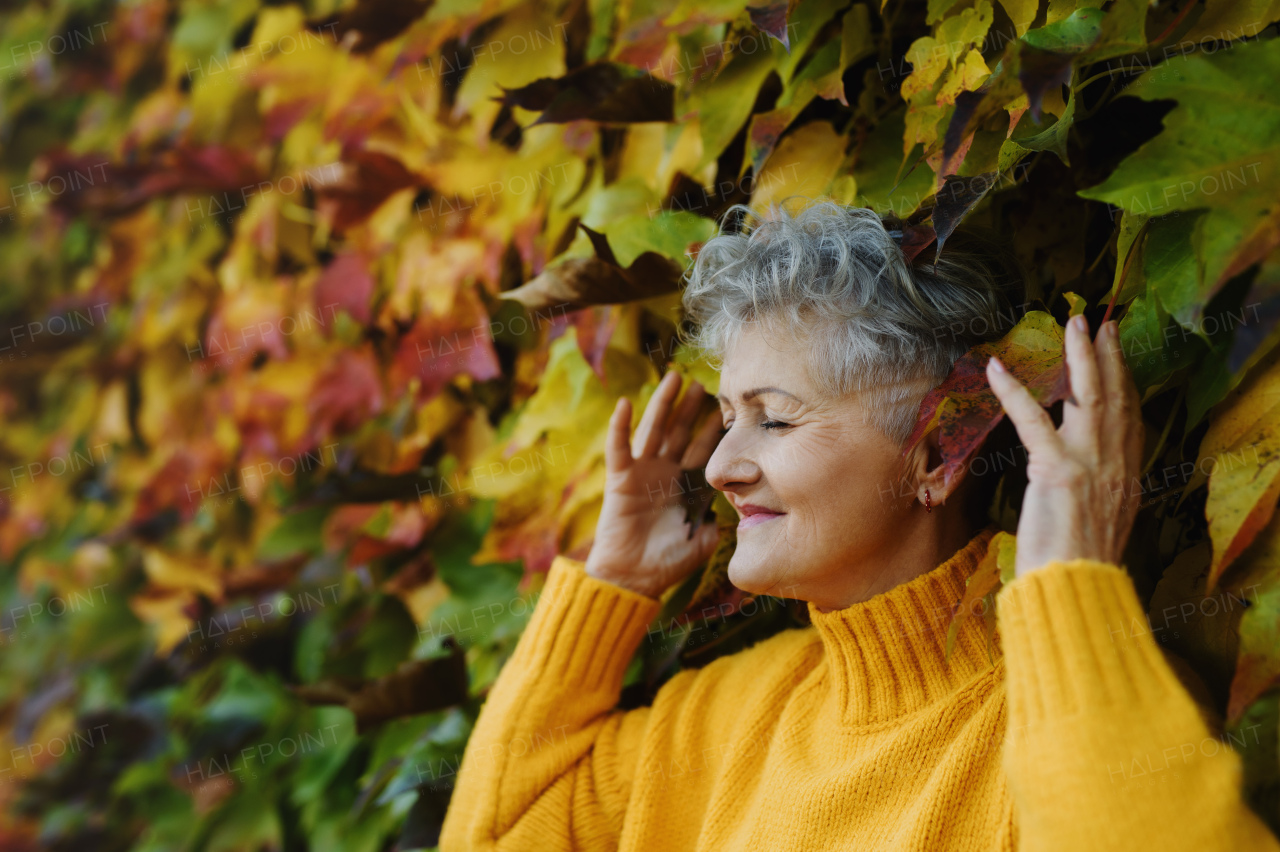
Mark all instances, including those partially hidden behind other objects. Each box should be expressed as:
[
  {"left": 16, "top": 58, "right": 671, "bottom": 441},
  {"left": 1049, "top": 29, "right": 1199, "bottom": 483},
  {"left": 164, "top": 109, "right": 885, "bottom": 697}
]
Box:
[
  {"left": 747, "top": 1, "right": 792, "bottom": 49},
  {"left": 945, "top": 530, "right": 1015, "bottom": 658},
  {"left": 500, "top": 63, "right": 676, "bottom": 124},
  {"left": 314, "top": 151, "right": 423, "bottom": 234},
  {"left": 501, "top": 224, "right": 688, "bottom": 312},
  {"left": 1018, "top": 7, "right": 1102, "bottom": 120},
  {"left": 13, "top": 0, "right": 1280, "bottom": 842},
  {"left": 904, "top": 311, "right": 1068, "bottom": 488},
  {"left": 308, "top": 347, "right": 386, "bottom": 443},
  {"left": 1225, "top": 512, "right": 1280, "bottom": 721},
  {"left": 39, "top": 145, "right": 264, "bottom": 217},
  {"left": 315, "top": 252, "right": 375, "bottom": 326},
  {"left": 1195, "top": 348, "right": 1280, "bottom": 585}
]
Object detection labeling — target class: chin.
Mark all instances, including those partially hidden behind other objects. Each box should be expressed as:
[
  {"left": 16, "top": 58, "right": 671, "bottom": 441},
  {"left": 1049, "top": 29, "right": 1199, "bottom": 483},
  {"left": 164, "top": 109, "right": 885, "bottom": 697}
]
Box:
[{"left": 728, "top": 551, "right": 799, "bottom": 600}]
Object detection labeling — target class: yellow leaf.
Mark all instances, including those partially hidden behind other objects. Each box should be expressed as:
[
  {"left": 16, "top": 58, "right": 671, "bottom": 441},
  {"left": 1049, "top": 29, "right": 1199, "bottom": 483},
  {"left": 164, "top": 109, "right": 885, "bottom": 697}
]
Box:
[
  {"left": 1199, "top": 350, "right": 1280, "bottom": 583},
  {"left": 751, "top": 122, "right": 847, "bottom": 212},
  {"left": 94, "top": 381, "right": 132, "bottom": 445},
  {"left": 130, "top": 590, "right": 197, "bottom": 656},
  {"left": 1194, "top": 348, "right": 1280, "bottom": 491},
  {"left": 1046, "top": 0, "right": 1082, "bottom": 25},
  {"left": 997, "top": 0, "right": 1038, "bottom": 36},
  {"left": 143, "top": 549, "right": 224, "bottom": 601},
  {"left": 1206, "top": 440, "right": 1280, "bottom": 587},
  {"left": 397, "top": 576, "right": 451, "bottom": 625},
  {"left": 901, "top": 36, "right": 949, "bottom": 101},
  {"left": 454, "top": 5, "right": 566, "bottom": 136},
  {"left": 937, "top": 50, "right": 991, "bottom": 105}
]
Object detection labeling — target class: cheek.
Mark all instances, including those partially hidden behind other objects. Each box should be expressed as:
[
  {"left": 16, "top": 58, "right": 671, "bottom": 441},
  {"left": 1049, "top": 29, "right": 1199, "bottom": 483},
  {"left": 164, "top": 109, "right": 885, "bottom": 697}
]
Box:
[{"left": 764, "top": 435, "right": 905, "bottom": 516}]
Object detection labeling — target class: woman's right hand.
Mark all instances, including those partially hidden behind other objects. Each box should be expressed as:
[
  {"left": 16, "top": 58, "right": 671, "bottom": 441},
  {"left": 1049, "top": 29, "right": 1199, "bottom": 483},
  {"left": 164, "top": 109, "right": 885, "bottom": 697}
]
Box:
[{"left": 584, "top": 370, "right": 725, "bottom": 598}]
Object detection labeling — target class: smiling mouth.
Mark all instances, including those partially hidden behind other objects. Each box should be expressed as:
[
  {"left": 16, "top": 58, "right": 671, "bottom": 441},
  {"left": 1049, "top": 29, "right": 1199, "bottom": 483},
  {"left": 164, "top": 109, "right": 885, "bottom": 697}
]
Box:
[{"left": 737, "top": 511, "right": 784, "bottom": 529}]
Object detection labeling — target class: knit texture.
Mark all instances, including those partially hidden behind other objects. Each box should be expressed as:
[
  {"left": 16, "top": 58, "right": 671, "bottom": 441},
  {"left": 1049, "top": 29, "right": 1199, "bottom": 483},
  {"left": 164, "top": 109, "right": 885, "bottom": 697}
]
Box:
[{"left": 439, "top": 529, "right": 1279, "bottom": 851}]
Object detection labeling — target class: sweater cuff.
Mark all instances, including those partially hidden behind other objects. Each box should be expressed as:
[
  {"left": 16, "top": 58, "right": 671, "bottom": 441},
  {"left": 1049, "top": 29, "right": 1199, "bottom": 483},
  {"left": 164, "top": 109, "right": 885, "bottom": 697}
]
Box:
[
  {"left": 997, "top": 559, "right": 1188, "bottom": 727},
  {"left": 516, "top": 556, "right": 663, "bottom": 697}
]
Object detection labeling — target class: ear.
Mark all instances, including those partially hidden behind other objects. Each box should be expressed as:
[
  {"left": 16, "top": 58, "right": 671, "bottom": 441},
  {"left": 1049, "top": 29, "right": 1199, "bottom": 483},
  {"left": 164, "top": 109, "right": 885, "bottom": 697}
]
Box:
[{"left": 902, "top": 428, "right": 965, "bottom": 510}]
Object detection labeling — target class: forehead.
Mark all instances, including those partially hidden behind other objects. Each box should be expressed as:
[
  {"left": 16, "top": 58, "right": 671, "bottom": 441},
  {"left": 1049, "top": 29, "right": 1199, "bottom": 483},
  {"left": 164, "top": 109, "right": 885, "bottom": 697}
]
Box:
[{"left": 716, "top": 324, "right": 814, "bottom": 401}]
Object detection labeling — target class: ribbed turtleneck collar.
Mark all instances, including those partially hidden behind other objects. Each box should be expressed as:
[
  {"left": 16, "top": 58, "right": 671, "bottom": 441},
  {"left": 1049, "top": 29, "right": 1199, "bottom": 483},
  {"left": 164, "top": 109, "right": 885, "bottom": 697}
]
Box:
[{"left": 808, "top": 526, "right": 1001, "bottom": 726}]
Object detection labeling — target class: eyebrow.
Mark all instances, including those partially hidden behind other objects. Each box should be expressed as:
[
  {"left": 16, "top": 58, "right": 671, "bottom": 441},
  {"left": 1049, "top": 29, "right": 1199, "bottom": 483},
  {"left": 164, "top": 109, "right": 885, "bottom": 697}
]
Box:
[{"left": 716, "top": 386, "right": 802, "bottom": 404}]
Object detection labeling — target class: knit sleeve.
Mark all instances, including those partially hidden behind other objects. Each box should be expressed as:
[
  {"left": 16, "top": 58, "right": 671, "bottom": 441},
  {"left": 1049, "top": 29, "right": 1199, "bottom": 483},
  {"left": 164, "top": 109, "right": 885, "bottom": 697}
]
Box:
[
  {"left": 996, "top": 559, "right": 1279, "bottom": 851},
  {"left": 438, "top": 555, "right": 661, "bottom": 852}
]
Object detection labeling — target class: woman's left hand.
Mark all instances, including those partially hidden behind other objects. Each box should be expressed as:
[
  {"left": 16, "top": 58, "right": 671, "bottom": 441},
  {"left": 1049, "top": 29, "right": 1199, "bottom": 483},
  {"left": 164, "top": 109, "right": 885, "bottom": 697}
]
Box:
[{"left": 986, "top": 315, "right": 1145, "bottom": 577}]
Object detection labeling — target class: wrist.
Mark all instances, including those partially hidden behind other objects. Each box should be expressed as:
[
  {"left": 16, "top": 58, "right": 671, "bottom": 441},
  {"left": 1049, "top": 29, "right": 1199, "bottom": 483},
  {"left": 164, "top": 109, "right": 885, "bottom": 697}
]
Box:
[{"left": 584, "top": 558, "right": 662, "bottom": 599}]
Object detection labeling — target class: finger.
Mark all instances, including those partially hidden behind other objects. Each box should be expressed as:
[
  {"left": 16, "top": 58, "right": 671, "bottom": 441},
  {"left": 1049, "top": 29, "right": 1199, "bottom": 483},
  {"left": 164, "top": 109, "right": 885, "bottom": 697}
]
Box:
[
  {"left": 1101, "top": 320, "right": 1142, "bottom": 412},
  {"left": 660, "top": 381, "right": 706, "bottom": 460},
  {"left": 1097, "top": 321, "right": 1144, "bottom": 473},
  {"left": 681, "top": 405, "right": 725, "bottom": 469},
  {"left": 633, "top": 371, "right": 682, "bottom": 458},
  {"left": 604, "top": 397, "right": 633, "bottom": 474},
  {"left": 987, "top": 356, "right": 1062, "bottom": 455},
  {"left": 1061, "top": 314, "right": 1102, "bottom": 451}
]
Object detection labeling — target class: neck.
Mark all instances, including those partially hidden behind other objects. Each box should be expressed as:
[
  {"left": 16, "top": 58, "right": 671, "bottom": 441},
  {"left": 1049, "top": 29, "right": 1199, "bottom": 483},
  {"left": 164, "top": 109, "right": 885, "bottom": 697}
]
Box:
[{"left": 812, "top": 506, "right": 978, "bottom": 612}]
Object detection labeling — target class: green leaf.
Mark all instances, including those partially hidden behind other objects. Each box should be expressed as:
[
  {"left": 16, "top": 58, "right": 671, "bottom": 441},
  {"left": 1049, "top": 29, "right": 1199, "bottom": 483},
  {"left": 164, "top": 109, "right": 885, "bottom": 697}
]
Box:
[
  {"left": 1021, "top": 6, "right": 1104, "bottom": 52},
  {"left": 1080, "top": 39, "right": 1280, "bottom": 314},
  {"left": 259, "top": 506, "right": 330, "bottom": 561},
  {"left": 1006, "top": 87, "right": 1076, "bottom": 164}
]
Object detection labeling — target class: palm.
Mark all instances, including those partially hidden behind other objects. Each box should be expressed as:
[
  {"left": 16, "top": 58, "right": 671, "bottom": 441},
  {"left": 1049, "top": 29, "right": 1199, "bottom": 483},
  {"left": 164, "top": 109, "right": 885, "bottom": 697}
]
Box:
[{"left": 586, "top": 372, "right": 724, "bottom": 598}]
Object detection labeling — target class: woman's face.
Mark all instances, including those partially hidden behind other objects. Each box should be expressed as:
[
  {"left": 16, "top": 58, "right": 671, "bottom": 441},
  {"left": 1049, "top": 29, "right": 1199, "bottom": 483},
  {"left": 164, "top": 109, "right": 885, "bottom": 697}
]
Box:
[{"left": 706, "top": 324, "right": 925, "bottom": 607}]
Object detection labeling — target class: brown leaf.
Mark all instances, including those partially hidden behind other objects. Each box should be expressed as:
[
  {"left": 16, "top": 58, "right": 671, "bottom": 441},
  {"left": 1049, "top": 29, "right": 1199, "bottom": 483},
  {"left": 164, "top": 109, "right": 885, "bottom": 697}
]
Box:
[
  {"left": 932, "top": 172, "right": 997, "bottom": 258},
  {"left": 318, "top": 0, "right": 432, "bottom": 54},
  {"left": 1018, "top": 44, "right": 1073, "bottom": 123},
  {"left": 501, "top": 226, "right": 685, "bottom": 312},
  {"left": 748, "top": 1, "right": 792, "bottom": 50},
  {"left": 500, "top": 63, "right": 675, "bottom": 124}
]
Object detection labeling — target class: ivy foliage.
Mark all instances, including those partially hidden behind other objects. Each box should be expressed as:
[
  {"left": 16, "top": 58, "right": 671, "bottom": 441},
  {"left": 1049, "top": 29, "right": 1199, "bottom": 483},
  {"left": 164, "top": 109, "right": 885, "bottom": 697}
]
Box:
[{"left": 2, "top": 0, "right": 1280, "bottom": 848}]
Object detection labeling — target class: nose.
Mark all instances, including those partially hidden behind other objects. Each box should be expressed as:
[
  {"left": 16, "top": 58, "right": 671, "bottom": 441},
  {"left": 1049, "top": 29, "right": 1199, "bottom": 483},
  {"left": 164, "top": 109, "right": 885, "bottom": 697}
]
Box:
[{"left": 705, "top": 427, "right": 761, "bottom": 493}]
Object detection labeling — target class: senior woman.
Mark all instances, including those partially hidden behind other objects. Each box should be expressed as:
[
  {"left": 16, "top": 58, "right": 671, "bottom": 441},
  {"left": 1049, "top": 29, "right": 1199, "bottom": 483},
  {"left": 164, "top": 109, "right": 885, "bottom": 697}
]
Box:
[{"left": 439, "top": 203, "right": 1278, "bottom": 851}]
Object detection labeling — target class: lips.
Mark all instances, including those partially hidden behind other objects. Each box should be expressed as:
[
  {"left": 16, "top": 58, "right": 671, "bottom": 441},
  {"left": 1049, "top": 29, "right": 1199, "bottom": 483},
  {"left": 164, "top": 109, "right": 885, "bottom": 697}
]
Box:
[{"left": 735, "top": 503, "right": 785, "bottom": 529}]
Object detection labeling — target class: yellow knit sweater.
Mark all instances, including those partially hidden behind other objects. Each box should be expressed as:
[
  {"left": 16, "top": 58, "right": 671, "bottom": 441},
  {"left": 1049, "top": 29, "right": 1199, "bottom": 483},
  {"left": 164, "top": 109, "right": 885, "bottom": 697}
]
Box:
[{"left": 439, "top": 528, "right": 1278, "bottom": 851}]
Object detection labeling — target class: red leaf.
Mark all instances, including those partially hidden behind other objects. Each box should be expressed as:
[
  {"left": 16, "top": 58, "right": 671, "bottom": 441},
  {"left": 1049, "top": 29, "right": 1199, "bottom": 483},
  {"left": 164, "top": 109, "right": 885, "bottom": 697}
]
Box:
[
  {"left": 40, "top": 145, "right": 264, "bottom": 218},
  {"left": 308, "top": 347, "right": 385, "bottom": 442},
  {"left": 315, "top": 252, "right": 375, "bottom": 326},
  {"left": 389, "top": 289, "right": 501, "bottom": 401},
  {"left": 314, "top": 150, "right": 423, "bottom": 233},
  {"left": 569, "top": 305, "right": 621, "bottom": 382},
  {"left": 905, "top": 311, "right": 1068, "bottom": 487},
  {"left": 748, "top": 1, "right": 792, "bottom": 50}
]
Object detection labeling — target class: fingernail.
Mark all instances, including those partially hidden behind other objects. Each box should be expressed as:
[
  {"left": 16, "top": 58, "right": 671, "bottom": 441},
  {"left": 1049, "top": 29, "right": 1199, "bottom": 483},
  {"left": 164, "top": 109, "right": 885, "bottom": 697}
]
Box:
[
  {"left": 988, "top": 356, "right": 1006, "bottom": 374},
  {"left": 1071, "top": 314, "right": 1088, "bottom": 333}
]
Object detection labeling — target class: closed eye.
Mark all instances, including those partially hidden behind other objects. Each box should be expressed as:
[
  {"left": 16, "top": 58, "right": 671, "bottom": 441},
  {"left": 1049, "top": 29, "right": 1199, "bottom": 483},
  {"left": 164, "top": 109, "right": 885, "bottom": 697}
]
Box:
[{"left": 761, "top": 420, "right": 791, "bottom": 431}]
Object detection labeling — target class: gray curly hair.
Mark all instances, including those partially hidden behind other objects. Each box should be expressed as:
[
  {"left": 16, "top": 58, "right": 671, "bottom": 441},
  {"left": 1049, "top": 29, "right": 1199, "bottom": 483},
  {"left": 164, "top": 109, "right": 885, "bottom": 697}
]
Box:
[{"left": 681, "top": 200, "right": 1024, "bottom": 444}]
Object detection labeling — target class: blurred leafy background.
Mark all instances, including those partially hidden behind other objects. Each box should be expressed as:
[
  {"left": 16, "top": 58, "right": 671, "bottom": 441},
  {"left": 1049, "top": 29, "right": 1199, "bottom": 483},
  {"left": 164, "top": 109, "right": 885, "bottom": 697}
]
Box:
[{"left": 3, "top": 0, "right": 1280, "bottom": 848}]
